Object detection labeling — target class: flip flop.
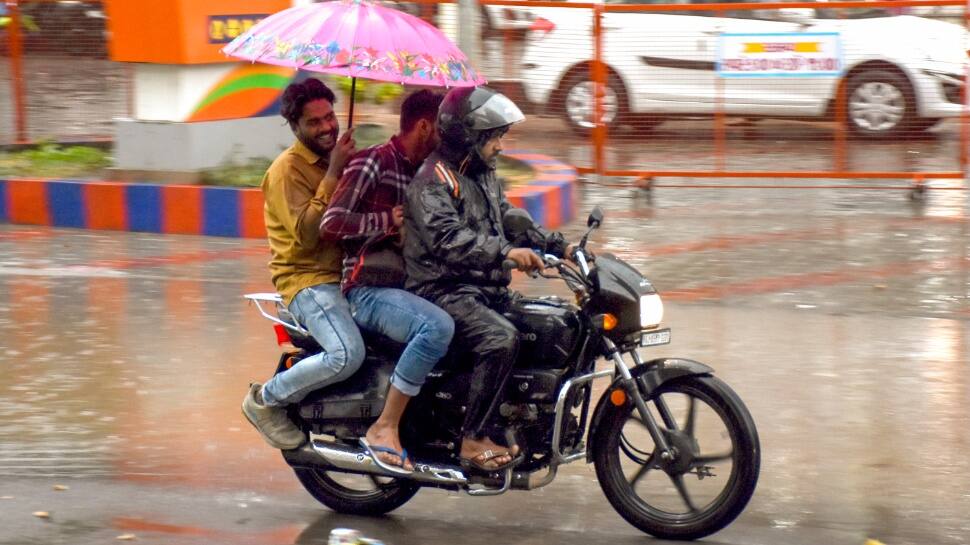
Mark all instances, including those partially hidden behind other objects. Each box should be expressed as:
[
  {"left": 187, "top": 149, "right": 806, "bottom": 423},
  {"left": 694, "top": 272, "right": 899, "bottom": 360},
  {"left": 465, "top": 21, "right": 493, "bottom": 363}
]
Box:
[
  {"left": 460, "top": 449, "right": 525, "bottom": 474},
  {"left": 359, "top": 437, "right": 413, "bottom": 476}
]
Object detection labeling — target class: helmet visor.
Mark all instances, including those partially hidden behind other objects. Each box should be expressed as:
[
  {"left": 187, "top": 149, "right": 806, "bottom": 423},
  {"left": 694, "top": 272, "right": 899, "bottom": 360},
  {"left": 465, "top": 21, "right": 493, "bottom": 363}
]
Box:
[{"left": 467, "top": 93, "right": 525, "bottom": 131}]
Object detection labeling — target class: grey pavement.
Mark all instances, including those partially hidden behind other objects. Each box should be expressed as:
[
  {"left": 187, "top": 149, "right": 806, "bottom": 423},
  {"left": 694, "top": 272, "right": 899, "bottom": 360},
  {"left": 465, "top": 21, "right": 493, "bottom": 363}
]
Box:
[{"left": 1, "top": 180, "right": 969, "bottom": 545}]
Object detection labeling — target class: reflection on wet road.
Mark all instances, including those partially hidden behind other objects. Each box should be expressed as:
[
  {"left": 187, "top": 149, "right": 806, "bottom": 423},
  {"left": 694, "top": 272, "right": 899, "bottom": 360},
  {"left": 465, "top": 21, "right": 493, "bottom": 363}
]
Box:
[{"left": 1, "top": 183, "right": 968, "bottom": 545}]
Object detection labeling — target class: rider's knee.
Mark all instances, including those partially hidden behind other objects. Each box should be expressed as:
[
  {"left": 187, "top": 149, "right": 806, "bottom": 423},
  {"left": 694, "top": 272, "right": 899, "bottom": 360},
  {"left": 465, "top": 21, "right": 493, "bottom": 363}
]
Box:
[
  {"left": 423, "top": 310, "right": 455, "bottom": 353},
  {"left": 489, "top": 321, "right": 519, "bottom": 357},
  {"left": 333, "top": 334, "right": 366, "bottom": 377}
]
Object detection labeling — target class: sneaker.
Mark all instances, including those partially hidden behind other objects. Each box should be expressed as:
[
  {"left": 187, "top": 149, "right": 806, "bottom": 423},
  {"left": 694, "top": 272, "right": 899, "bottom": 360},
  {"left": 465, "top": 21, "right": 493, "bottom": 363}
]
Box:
[{"left": 241, "top": 383, "right": 306, "bottom": 450}]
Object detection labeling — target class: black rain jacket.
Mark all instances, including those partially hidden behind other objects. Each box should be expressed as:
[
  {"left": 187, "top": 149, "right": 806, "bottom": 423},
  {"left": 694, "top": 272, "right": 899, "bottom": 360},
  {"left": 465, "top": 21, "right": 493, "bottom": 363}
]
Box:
[{"left": 404, "top": 145, "right": 568, "bottom": 298}]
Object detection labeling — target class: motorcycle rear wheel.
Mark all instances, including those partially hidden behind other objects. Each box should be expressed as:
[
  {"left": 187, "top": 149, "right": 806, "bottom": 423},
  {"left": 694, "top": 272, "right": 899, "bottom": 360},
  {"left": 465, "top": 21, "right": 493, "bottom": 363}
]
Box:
[
  {"left": 592, "top": 375, "right": 760, "bottom": 540},
  {"left": 293, "top": 468, "right": 420, "bottom": 516}
]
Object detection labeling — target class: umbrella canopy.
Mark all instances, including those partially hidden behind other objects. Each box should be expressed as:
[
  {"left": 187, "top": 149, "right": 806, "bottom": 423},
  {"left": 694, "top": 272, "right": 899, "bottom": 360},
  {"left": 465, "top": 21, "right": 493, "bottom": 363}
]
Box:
[{"left": 222, "top": 0, "right": 485, "bottom": 88}]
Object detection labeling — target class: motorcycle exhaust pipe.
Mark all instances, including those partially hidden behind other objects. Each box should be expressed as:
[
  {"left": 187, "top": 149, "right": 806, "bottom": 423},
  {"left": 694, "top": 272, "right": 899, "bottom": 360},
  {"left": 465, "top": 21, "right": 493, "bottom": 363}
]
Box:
[{"left": 282, "top": 438, "right": 469, "bottom": 488}]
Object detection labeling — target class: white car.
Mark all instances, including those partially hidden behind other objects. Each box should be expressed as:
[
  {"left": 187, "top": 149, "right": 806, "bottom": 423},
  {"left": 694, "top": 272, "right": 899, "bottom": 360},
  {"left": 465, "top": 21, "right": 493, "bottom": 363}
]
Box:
[{"left": 520, "top": 2, "right": 968, "bottom": 138}]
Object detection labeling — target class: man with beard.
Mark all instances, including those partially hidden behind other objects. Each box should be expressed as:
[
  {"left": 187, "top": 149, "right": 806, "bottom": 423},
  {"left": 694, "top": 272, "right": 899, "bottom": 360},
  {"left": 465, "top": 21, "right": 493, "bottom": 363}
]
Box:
[
  {"left": 242, "top": 78, "right": 360, "bottom": 450},
  {"left": 321, "top": 90, "right": 454, "bottom": 472}
]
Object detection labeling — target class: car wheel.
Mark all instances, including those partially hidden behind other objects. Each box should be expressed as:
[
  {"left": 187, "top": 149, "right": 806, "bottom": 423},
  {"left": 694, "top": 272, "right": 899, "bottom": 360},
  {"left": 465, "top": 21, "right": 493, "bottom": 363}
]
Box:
[
  {"left": 558, "top": 71, "right": 629, "bottom": 135},
  {"left": 846, "top": 70, "right": 917, "bottom": 138}
]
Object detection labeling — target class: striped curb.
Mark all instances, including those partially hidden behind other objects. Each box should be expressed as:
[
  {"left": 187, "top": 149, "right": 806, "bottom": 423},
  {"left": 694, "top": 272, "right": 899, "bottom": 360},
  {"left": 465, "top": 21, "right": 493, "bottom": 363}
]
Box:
[{"left": 0, "top": 151, "right": 576, "bottom": 237}]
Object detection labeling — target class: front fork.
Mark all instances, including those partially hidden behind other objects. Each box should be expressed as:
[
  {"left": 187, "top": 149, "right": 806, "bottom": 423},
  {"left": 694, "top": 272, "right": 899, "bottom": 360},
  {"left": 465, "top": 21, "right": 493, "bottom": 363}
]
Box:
[{"left": 604, "top": 339, "right": 677, "bottom": 462}]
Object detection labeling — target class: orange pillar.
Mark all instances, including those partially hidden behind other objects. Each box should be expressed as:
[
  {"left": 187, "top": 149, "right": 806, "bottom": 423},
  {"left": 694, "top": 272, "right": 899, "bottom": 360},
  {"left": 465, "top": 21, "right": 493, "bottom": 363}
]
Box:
[
  {"left": 591, "top": 3, "right": 605, "bottom": 177},
  {"left": 8, "top": 0, "right": 28, "bottom": 143},
  {"left": 961, "top": 1, "right": 969, "bottom": 176},
  {"left": 834, "top": 8, "right": 848, "bottom": 173},
  {"left": 834, "top": 77, "right": 847, "bottom": 172},
  {"left": 714, "top": 9, "right": 725, "bottom": 171}
]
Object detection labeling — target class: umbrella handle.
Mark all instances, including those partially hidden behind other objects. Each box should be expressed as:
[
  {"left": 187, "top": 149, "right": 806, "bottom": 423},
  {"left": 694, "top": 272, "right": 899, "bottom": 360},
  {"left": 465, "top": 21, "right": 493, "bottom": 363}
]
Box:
[{"left": 347, "top": 77, "right": 356, "bottom": 130}]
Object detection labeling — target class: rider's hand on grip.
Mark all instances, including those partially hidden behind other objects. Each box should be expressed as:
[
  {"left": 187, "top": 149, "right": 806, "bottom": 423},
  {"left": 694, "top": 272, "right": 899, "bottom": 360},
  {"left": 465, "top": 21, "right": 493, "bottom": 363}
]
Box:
[
  {"left": 568, "top": 243, "right": 593, "bottom": 263},
  {"left": 506, "top": 248, "right": 543, "bottom": 273}
]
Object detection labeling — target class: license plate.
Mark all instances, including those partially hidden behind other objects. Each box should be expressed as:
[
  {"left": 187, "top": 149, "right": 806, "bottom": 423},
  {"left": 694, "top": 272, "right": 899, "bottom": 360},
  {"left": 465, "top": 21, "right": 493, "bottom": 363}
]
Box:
[{"left": 640, "top": 328, "right": 671, "bottom": 347}]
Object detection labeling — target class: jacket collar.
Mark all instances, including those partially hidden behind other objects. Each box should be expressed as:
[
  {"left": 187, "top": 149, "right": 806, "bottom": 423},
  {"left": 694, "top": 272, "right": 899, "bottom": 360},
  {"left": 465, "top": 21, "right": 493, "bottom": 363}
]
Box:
[
  {"left": 389, "top": 135, "right": 416, "bottom": 171},
  {"left": 437, "top": 143, "right": 490, "bottom": 178},
  {"left": 389, "top": 135, "right": 407, "bottom": 159}
]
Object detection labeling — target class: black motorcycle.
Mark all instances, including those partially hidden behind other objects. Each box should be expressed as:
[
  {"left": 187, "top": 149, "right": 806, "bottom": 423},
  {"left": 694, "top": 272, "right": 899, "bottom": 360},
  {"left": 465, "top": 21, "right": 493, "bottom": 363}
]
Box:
[{"left": 245, "top": 207, "right": 760, "bottom": 541}]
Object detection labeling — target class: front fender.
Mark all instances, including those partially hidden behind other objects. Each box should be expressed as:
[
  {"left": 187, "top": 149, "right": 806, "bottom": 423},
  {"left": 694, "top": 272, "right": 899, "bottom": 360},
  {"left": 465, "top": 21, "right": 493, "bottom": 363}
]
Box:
[{"left": 585, "top": 358, "right": 714, "bottom": 462}]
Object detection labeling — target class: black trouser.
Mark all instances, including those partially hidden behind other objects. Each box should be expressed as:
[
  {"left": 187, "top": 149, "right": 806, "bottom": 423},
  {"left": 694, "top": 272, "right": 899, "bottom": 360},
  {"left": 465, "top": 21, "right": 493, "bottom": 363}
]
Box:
[{"left": 428, "top": 285, "right": 518, "bottom": 440}]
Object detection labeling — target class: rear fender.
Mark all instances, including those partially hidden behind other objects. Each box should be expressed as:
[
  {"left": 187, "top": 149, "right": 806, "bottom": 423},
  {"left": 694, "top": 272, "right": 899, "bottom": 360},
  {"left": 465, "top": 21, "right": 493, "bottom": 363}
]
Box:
[{"left": 586, "top": 358, "right": 713, "bottom": 462}]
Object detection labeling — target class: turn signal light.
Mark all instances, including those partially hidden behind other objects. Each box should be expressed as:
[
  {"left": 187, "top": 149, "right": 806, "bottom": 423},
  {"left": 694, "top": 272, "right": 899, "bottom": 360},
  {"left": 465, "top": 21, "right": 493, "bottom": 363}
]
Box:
[
  {"left": 603, "top": 313, "right": 618, "bottom": 331},
  {"left": 593, "top": 313, "right": 619, "bottom": 331}
]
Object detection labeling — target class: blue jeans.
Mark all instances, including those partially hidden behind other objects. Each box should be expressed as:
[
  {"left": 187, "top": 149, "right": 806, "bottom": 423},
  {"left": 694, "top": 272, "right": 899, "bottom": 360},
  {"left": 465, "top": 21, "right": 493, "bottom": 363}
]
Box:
[
  {"left": 262, "top": 283, "right": 365, "bottom": 407},
  {"left": 348, "top": 286, "right": 454, "bottom": 397}
]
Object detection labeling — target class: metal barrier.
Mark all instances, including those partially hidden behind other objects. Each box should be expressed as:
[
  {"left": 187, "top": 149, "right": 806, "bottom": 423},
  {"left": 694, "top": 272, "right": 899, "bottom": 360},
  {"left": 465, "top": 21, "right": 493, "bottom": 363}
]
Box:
[
  {"left": 2, "top": 0, "right": 968, "bottom": 194},
  {"left": 483, "top": 0, "right": 969, "bottom": 191},
  {"left": 1, "top": 0, "right": 129, "bottom": 144}
]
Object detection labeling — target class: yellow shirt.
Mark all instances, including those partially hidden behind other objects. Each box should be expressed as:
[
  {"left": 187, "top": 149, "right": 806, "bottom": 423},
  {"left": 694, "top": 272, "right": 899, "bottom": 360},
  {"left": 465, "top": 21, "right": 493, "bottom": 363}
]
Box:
[{"left": 262, "top": 140, "right": 343, "bottom": 306}]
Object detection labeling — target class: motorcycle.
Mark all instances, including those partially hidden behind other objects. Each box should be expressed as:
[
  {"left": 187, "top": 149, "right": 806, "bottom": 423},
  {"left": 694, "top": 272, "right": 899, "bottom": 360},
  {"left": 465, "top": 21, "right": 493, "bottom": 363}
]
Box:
[{"left": 245, "top": 206, "right": 760, "bottom": 540}]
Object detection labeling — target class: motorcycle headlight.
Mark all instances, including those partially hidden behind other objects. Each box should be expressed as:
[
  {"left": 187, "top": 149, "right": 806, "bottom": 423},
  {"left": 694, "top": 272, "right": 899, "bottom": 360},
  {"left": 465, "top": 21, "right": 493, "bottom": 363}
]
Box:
[{"left": 639, "top": 294, "right": 664, "bottom": 329}]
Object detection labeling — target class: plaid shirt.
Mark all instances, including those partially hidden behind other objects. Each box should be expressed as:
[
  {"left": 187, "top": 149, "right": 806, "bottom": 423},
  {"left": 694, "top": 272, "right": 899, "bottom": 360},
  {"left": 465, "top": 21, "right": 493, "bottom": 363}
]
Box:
[{"left": 321, "top": 136, "right": 416, "bottom": 289}]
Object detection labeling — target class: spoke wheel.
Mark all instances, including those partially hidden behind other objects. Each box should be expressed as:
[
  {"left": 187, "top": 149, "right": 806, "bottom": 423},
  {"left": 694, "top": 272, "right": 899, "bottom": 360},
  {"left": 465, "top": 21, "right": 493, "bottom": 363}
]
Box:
[
  {"left": 593, "top": 375, "right": 760, "bottom": 540},
  {"left": 293, "top": 466, "right": 419, "bottom": 516}
]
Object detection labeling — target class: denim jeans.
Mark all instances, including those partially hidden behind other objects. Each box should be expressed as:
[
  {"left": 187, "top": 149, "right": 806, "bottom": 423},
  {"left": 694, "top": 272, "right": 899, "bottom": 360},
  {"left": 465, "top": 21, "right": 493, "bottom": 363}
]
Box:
[
  {"left": 348, "top": 286, "right": 455, "bottom": 397},
  {"left": 261, "top": 283, "right": 365, "bottom": 407}
]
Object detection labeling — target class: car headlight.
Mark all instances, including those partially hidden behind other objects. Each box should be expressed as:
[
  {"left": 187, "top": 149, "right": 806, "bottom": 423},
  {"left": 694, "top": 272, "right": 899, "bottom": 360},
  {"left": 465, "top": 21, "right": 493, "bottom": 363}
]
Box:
[{"left": 640, "top": 294, "right": 664, "bottom": 329}]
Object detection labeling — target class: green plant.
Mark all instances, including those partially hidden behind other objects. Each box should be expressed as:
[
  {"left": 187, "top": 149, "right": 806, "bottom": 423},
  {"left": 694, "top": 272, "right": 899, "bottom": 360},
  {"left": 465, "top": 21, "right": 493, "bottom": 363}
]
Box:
[
  {"left": 0, "top": 142, "right": 111, "bottom": 177},
  {"left": 199, "top": 157, "right": 273, "bottom": 187}
]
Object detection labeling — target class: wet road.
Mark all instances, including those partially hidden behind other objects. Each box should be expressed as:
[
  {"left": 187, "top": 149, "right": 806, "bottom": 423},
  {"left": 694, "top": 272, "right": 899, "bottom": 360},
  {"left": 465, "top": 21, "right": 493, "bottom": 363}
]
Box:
[{"left": 1, "top": 182, "right": 969, "bottom": 545}]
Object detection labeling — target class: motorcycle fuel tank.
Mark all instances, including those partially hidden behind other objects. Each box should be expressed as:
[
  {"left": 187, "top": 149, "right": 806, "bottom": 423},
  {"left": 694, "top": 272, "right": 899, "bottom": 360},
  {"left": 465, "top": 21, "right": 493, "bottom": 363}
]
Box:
[{"left": 504, "top": 295, "right": 583, "bottom": 369}]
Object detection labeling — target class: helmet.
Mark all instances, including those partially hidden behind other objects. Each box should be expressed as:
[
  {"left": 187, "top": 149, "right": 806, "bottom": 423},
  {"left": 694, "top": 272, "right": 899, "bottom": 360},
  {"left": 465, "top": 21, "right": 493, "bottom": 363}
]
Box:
[{"left": 438, "top": 86, "right": 525, "bottom": 154}]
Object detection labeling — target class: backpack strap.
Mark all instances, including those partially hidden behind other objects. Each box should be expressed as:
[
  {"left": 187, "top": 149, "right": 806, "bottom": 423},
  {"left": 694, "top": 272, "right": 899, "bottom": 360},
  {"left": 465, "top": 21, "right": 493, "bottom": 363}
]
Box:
[{"left": 433, "top": 161, "right": 461, "bottom": 199}]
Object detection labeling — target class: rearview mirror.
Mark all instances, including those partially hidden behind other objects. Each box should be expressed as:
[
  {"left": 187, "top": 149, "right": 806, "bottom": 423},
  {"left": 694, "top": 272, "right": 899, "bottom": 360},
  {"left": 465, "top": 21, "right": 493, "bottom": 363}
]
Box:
[
  {"left": 587, "top": 206, "right": 604, "bottom": 228},
  {"left": 503, "top": 208, "right": 535, "bottom": 237}
]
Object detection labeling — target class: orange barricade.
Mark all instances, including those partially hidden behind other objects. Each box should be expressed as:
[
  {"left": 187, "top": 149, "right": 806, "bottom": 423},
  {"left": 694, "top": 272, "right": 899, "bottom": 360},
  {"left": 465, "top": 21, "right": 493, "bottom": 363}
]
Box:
[
  {"left": 482, "top": 0, "right": 969, "bottom": 191},
  {"left": 2, "top": 0, "right": 968, "bottom": 193}
]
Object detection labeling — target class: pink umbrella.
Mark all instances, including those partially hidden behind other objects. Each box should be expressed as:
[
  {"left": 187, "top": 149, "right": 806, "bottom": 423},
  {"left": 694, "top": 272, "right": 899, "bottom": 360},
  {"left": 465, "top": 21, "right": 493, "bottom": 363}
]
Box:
[{"left": 222, "top": 0, "right": 486, "bottom": 126}]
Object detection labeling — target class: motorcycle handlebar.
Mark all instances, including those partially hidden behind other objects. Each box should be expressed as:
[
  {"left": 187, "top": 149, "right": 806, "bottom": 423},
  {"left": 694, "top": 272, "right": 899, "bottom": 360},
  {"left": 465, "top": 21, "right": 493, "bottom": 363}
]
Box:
[{"left": 502, "top": 259, "right": 518, "bottom": 272}]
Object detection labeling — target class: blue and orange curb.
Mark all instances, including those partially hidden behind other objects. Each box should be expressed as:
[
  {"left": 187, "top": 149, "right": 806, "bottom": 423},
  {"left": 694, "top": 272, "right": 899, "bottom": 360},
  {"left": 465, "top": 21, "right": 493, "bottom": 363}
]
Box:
[
  {"left": 0, "top": 151, "right": 576, "bottom": 237},
  {"left": 504, "top": 150, "right": 576, "bottom": 231}
]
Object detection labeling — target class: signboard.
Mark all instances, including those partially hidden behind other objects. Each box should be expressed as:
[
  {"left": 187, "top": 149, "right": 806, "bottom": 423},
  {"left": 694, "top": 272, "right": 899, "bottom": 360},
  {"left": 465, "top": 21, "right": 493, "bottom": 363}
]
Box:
[
  {"left": 208, "top": 14, "right": 270, "bottom": 44},
  {"left": 717, "top": 32, "right": 842, "bottom": 77},
  {"left": 105, "top": 0, "right": 289, "bottom": 64}
]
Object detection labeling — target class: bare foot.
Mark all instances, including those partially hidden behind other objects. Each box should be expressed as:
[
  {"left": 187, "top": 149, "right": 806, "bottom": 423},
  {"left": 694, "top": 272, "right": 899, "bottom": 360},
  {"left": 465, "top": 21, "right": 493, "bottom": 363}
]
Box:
[
  {"left": 365, "top": 422, "right": 413, "bottom": 471},
  {"left": 460, "top": 436, "right": 519, "bottom": 470}
]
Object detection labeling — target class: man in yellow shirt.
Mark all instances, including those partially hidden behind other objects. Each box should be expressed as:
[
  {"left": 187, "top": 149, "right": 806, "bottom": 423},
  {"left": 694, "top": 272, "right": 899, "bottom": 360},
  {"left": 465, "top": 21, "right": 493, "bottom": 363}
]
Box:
[{"left": 242, "top": 78, "right": 359, "bottom": 450}]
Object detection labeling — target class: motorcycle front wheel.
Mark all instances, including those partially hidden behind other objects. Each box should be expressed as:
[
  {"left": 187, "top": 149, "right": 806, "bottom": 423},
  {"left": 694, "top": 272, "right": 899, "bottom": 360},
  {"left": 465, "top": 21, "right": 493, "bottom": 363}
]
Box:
[
  {"left": 293, "top": 468, "right": 420, "bottom": 516},
  {"left": 592, "top": 375, "right": 760, "bottom": 540}
]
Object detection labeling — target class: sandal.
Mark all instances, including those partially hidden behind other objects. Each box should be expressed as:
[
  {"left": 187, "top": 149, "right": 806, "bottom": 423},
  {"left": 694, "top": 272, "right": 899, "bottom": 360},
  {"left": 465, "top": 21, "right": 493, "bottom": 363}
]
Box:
[
  {"left": 359, "top": 437, "right": 413, "bottom": 476},
  {"left": 460, "top": 449, "right": 524, "bottom": 473}
]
